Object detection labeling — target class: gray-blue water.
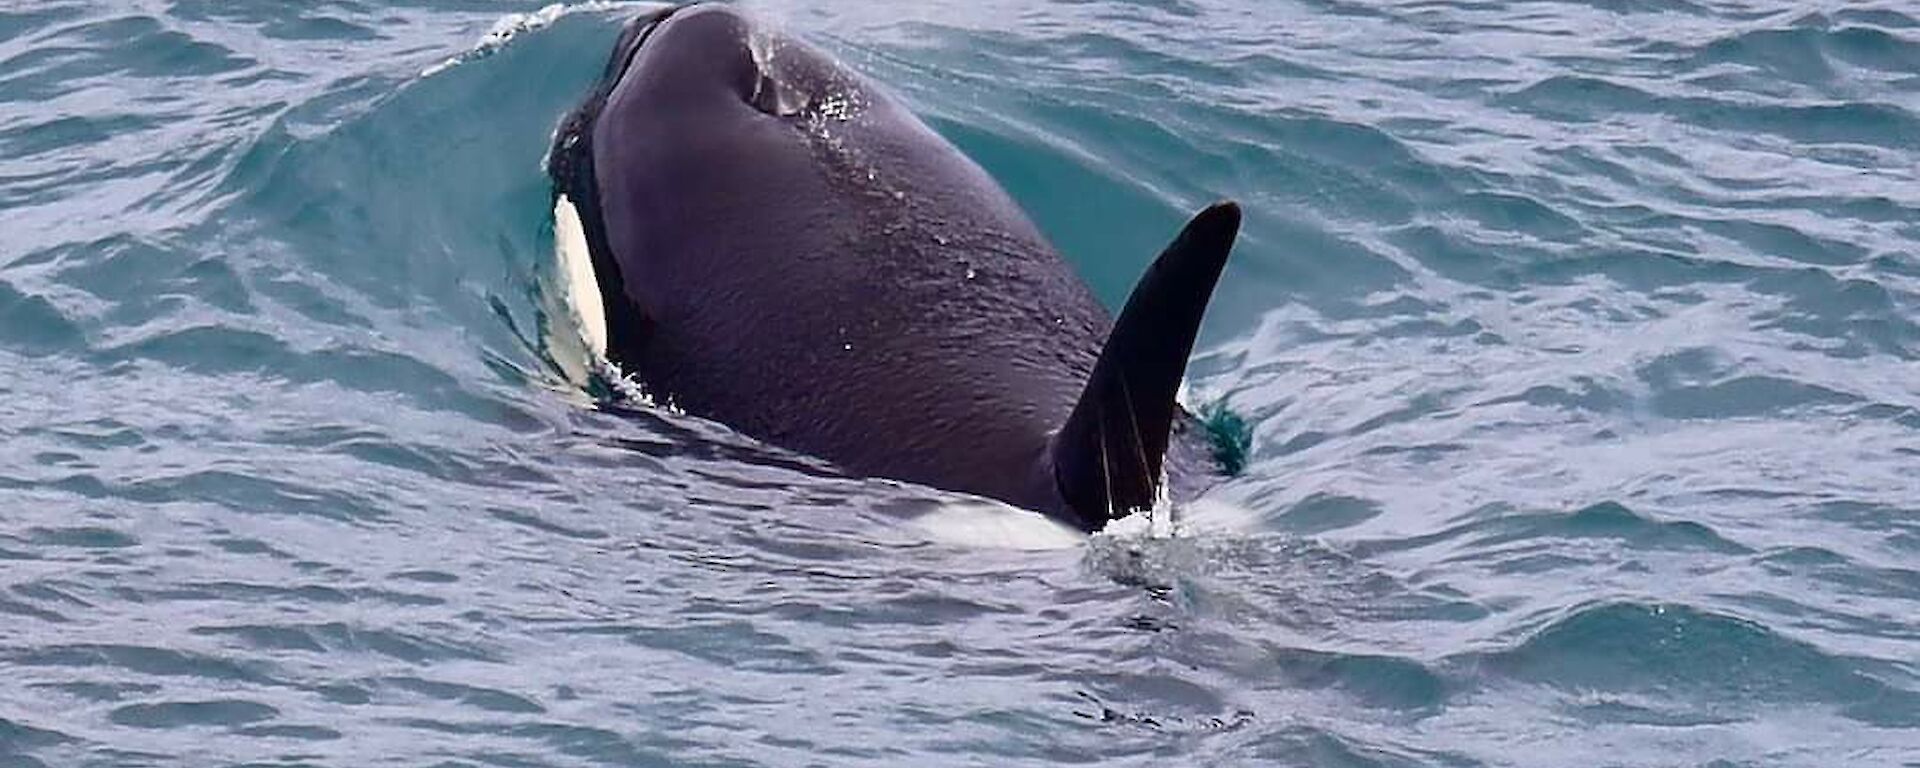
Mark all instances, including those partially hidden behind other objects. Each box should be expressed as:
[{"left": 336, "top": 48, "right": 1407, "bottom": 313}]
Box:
[{"left": 3, "top": 1, "right": 1918, "bottom": 765}]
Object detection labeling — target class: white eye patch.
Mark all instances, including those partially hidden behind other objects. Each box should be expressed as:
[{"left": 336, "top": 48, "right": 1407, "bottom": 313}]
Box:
[{"left": 553, "top": 194, "right": 608, "bottom": 359}]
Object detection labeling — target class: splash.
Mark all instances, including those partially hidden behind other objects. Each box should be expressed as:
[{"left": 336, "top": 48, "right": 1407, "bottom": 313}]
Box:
[{"left": 420, "top": 1, "right": 666, "bottom": 78}]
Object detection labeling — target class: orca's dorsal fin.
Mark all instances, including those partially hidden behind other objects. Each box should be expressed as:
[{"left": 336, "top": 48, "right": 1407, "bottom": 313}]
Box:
[{"left": 1051, "top": 201, "right": 1240, "bottom": 532}]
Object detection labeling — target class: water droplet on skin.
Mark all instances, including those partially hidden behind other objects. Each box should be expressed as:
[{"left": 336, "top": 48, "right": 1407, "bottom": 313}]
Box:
[{"left": 819, "top": 93, "right": 853, "bottom": 121}]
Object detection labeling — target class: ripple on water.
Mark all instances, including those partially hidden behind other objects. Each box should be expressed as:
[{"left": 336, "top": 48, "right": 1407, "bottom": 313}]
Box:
[
  {"left": 0, "top": 281, "right": 84, "bottom": 357},
  {"left": 1267, "top": 647, "right": 1449, "bottom": 713},
  {"left": 0, "top": 716, "right": 73, "bottom": 761},
  {"left": 1475, "top": 601, "right": 1920, "bottom": 727},
  {"left": 1682, "top": 22, "right": 1920, "bottom": 81},
  {"left": 107, "top": 699, "right": 279, "bottom": 729},
  {"left": 189, "top": 622, "right": 497, "bottom": 664},
  {"left": 10, "top": 644, "right": 281, "bottom": 686}
]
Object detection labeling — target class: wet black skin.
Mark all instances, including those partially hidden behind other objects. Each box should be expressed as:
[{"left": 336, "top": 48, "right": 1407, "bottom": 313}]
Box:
[{"left": 549, "top": 4, "right": 1239, "bottom": 532}]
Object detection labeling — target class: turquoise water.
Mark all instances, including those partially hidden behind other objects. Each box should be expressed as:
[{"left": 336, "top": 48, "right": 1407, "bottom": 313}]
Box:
[{"left": 3, "top": 0, "right": 1918, "bottom": 765}]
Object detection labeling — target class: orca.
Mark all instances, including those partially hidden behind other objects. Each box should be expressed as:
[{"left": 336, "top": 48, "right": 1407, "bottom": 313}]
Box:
[{"left": 547, "top": 4, "right": 1240, "bottom": 533}]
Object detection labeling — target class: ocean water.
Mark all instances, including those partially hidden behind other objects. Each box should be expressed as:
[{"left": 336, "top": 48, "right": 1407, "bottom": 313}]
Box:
[{"left": 2, "top": 0, "right": 1917, "bottom": 765}]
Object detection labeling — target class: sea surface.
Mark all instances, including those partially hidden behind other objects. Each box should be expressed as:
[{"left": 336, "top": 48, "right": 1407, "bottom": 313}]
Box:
[{"left": 2, "top": 0, "right": 1918, "bottom": 765}]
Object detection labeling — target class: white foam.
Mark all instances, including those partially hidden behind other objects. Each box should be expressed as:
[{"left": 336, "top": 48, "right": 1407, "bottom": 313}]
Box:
[
  {"left": 903, "top": 491, "right": 1258, "bottom": 550},
  {"left": 1095, "top": 494, "right": 1261, "bottom": 542},
  {"left": 1100, "top": 508, "right": 1179, "bottom": 539},
  {"left": 420, "top": 1, "right": 666, "bottom": 78},
  {"left": 909, "top": 498, "right": 1086, "bottom": 550},
  {"left": 1174, "top": 495, "right": 1263, "bottom": 533}
]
